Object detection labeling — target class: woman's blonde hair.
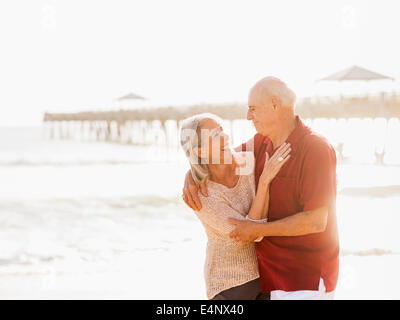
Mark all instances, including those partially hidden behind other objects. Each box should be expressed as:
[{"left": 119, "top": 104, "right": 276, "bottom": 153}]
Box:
[{"left": 179, "top": 113, "right": 223, "bottom": 184}]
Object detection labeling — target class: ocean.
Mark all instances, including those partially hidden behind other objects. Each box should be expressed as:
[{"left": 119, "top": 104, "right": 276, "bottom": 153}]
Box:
[{"left": 0, "top": 120, "right": 399, "bottom": 299}]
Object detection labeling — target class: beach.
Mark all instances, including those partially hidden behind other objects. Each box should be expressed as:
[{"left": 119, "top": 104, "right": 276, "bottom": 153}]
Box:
[
  {"left": 0, "top": 125, "right": 399, "bottom": 299},
  {"left": 1, "top": 252, "right": 399, "bottom": 299}
]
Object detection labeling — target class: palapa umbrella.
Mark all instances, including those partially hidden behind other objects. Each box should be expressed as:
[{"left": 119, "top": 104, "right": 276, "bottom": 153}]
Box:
[
  {"left": 117, "top": 92, "right": 147, "bottom": 101},
  {"left": 317, "top": 65, "right": 395, "bottom": 99},
  {"left": 319, "top": 65, "right": 394, "bottom": 81}
]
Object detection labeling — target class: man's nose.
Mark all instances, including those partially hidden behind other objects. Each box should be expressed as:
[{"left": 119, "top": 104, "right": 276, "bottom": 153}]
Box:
[{"left": 247, "top": 110, "right": 253, "bottom": 120}]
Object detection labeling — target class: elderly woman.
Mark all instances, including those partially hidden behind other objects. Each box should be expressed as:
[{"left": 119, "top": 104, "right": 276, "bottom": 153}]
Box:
[{"left": 180, "top": 113, "right": 290, "bottom": 300}]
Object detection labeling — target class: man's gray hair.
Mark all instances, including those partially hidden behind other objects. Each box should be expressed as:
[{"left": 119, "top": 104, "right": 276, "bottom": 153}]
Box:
[
  {"left": 179, "top": 113, "right": 223, "bottom": 184},
  {"left": 252, "top": 76, "right": 297, "bottom": 108}
]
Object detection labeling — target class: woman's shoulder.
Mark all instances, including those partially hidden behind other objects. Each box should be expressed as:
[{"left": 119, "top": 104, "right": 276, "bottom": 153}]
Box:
[
  {"left": 199, "top": 182, "right": 227, "bottom": 201},
  {"left": 197, "top": 187, "right": 229, "bottom": 212}
]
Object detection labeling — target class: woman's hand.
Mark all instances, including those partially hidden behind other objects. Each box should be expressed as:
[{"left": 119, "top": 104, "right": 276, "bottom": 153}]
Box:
[{"left": 259, "top": 142, "right": 291, "bottom": 186}]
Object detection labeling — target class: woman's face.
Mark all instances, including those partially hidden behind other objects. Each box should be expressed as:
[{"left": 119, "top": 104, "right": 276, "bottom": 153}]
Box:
[{"left": 197, "top": 118, "right": 232, "bottom": 165}]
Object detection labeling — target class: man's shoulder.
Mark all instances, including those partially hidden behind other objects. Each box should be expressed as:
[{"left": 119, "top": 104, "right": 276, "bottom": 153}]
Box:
[
  {"left": 302, "top": 130, "right": 335, "bottom": 154},
  {"left": 297, "top": 131, "right": 337, "bottom": 169}
]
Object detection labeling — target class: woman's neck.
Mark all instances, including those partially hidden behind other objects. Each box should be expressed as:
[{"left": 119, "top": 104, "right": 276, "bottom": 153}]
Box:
[{"left": 208, "top": 160, "right": 238, "bottom": 188}]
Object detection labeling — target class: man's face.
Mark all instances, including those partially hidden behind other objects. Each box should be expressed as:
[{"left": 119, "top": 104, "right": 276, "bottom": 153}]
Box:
[{"left": 247, "top": 89, "right": 277, "bottom": 136}]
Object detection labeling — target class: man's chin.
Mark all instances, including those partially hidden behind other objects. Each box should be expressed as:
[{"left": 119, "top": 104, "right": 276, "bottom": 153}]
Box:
[
  {"left": 255, "top": 127, "right": 266, "bottom": 136},
  {"left": 253, "top": 124, "right": 264, "bottom": 135}
]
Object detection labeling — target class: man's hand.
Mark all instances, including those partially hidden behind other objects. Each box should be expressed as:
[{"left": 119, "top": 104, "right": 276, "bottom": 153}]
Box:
[
  {"left": 182, "top": 170, "right": 208, "bottom": 211},
  {"left": 228, "top": 218, "right": 262, "bottom": 243}
]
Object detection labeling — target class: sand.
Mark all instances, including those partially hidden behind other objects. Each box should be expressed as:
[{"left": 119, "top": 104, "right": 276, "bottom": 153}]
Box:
[{"left": 1, "top": 240, "right": 398, "bottom": 300}]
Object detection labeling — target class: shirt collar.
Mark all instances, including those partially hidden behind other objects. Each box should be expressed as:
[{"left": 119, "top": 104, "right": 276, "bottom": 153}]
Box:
[{"left": 263, "top": 116, "right": 310, "bottom": 154}]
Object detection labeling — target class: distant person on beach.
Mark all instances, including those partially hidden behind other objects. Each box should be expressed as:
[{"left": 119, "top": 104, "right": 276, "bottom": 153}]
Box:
[
  {"left": 182, "top": 77, "right": 339, "bottom": 300},
  {"left": 179, "top": 113, "right": 291, "bottom": 300}
]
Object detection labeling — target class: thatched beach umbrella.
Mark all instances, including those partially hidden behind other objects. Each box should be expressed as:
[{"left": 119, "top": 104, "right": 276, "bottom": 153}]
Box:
[
  {"left": 117, "top": 92, "right": 147, "bottom": 101},
  {"left": 318, "top": 65, "right": 395, "bottom": 99},
  {"left": 116, "top": 92, "right": 148, "bottom": 110},
  {"left": 319, "top": 65, "right": 394, "bottom": 81},
  {"left": 318, "top": 65, "right": 396, "bottom": 164}
]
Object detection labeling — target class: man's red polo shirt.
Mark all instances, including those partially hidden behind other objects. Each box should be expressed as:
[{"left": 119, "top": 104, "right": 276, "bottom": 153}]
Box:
[{"left": 241, "top": 116, "right": 339, "bottom": 293}]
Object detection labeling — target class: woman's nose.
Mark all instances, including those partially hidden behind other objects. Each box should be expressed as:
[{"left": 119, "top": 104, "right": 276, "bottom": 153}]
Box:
[{"left": 220, "top": 132, "right": 229, "bottom": 143}]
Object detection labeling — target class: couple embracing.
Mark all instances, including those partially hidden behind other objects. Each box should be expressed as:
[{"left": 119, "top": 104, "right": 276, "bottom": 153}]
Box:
[{"left": 179, "top": 77, "right": 339, "bottom": 300}]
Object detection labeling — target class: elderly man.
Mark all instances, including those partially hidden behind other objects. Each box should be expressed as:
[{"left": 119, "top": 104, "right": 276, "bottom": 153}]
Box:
[{"left": 182, "top": 77, "right": 339, "bottom": 300}]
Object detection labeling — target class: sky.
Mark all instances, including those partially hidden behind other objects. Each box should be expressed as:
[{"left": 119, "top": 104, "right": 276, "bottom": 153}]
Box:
[{"left": 0, "top": 0, "right": 399, "bottom": 126}]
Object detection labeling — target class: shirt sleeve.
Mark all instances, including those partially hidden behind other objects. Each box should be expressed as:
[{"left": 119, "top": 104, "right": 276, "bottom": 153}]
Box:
[
  {"left": 195, "top": 196, "right": 247, "bottom": 236},
  {"left": 299, "top": 137, "right": 337, "bottom": 212}
]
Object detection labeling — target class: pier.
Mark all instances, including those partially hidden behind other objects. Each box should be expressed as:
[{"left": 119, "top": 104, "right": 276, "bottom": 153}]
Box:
[
  {"left": 42, "top": 93, "right": 400, "bottom": 164},
  {"left": 43, "top": 93, "right": 400, "bottom": 139}
]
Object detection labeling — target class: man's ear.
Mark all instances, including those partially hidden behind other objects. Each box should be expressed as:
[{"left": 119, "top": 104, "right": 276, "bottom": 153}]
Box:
[{"left": 271, "top": 96, "right": 282, "bottom": 110}]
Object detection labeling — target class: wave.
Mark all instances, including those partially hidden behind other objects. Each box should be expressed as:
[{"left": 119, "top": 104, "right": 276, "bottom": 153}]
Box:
[
  {"left": 98, "top": 194, "right": 183, "bottom": 208},
  {"left": 341, "top": 248, "right": 398, "bottom": 256},
  {"left": 0, "top": 253, "right": 61, "bottom": 267},
  {"left": 0, "top": 194, "right": 184, "bottom": 212},
  {"left": 339, "top": 185, "right": 400, "bottom": 198},
  {"left": 0, "top": 159, "right": 171, "bottom": 167}
]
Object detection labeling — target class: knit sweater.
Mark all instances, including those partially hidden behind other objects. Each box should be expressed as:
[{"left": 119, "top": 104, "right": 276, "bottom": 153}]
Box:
[{"left": 196, "top": 152, "right": 261, "bottom": 299}]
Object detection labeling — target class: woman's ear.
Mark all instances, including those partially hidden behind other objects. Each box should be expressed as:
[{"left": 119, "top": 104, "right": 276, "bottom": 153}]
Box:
[{"left": 192, "top": 147, "right": 203, "bottom": 158}]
